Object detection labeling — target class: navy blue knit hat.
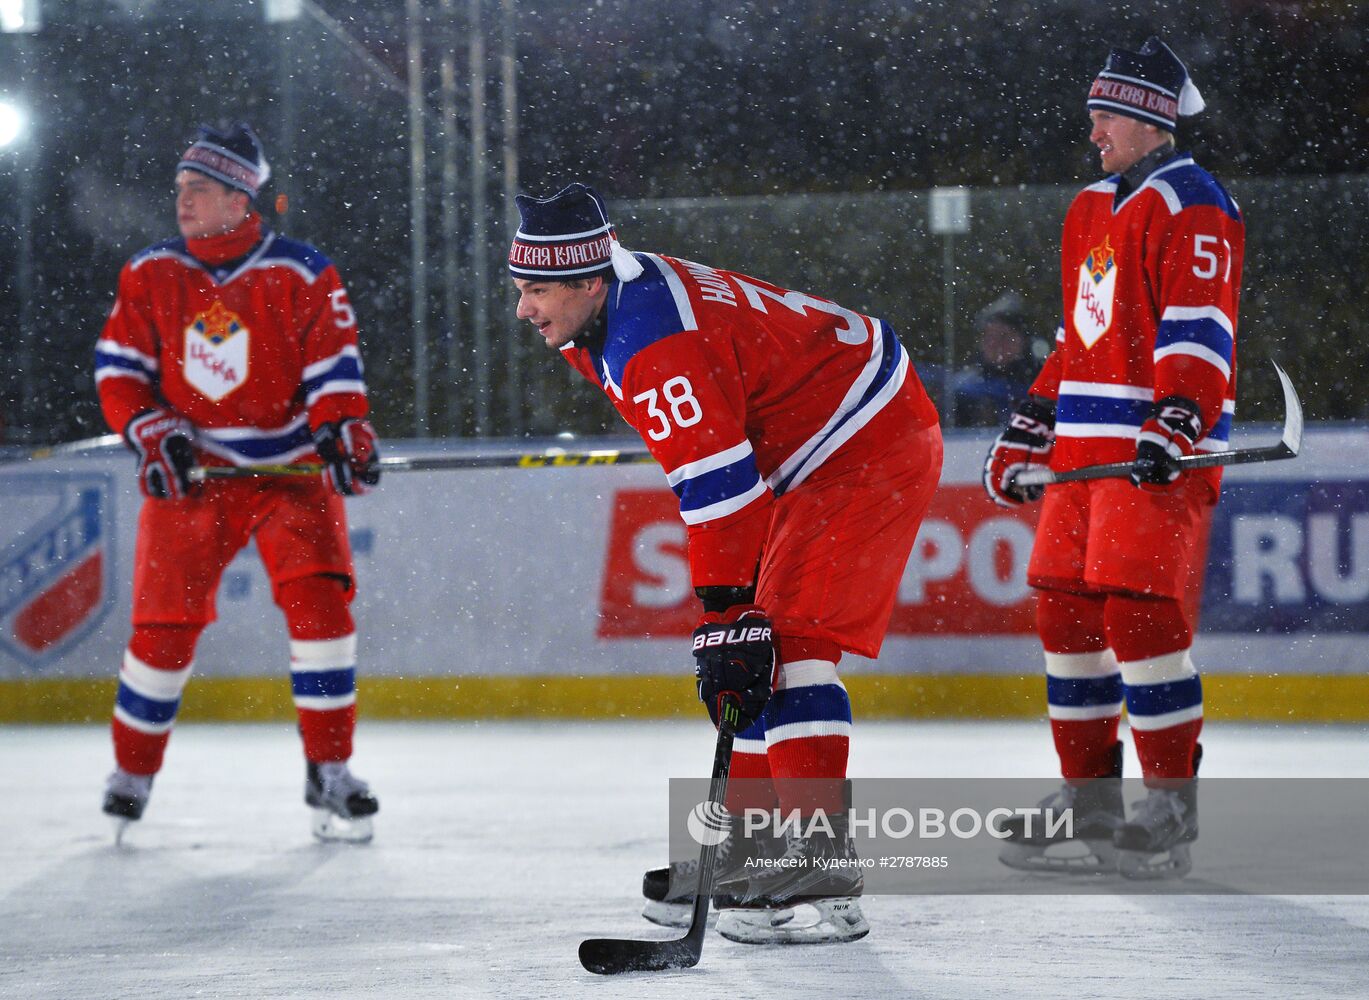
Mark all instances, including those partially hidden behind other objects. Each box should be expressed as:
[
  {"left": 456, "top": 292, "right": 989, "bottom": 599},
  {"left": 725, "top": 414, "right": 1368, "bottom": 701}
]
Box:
[
  {"left": 509, "top": 183, "right": 644, "bottom": 282},
  {"left": 1087, "top": 37, "right": 1205, "bottom": 131},
  {"left": 177, "top": 123, "right": 271, "bottom": 198}
]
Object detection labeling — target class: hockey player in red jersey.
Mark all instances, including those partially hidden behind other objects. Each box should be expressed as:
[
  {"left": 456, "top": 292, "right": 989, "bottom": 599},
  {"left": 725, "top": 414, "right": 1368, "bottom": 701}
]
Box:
[
  {"left": 94, "top": 124, "right": 381, "bottom": 843},
  {"left": 983, "top": 39, "right": 1243, "bottom": 878},
  {"left": 510, "top": 184, "right": 941, "bottom": 943}
]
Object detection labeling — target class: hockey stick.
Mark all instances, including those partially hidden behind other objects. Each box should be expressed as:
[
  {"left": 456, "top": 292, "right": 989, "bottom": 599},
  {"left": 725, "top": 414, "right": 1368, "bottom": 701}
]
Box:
[
  {"left": 188, "top": 446, "right": 656, "bottom": 482},
  {"left": 578, "top": 696, "right": 743, "bottom": 975},
  {"left": 1011, "top": 360, "right": 1303, "bottom": 489},
  {"left": 6, "top": 433, "right": 125, "bottom": 464}
]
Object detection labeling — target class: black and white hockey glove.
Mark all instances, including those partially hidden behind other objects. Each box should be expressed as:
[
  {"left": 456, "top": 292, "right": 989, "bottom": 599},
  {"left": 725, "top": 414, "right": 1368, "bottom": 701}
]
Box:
[
  {"left": 125, "top": 408, "right": 197, "bottom": 500},
  {"left": 314, "top": 418, "right": 381, "bottom": 496},
  {"left": 692, "top": 605, "right": 777, "bottom": 733}
]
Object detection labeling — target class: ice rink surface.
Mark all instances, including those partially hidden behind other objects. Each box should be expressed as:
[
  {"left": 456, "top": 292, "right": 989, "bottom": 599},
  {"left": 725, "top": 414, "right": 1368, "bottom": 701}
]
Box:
[{"left": 3, "top": 719, "right": 1368, "bottom": 1000}]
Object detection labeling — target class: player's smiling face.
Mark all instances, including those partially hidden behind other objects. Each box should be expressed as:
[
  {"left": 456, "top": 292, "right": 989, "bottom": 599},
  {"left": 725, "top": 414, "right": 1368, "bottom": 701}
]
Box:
[
  {"left": 514, "top": 277, "right": 605, "bottom": 349},
  {"left": 1089, "top": 110, "right": 1167, "bottom": 175}
]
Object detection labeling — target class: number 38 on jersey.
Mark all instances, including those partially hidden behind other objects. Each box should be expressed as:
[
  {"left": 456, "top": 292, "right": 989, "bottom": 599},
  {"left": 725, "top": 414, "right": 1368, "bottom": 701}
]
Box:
[{"left": 633, "top": 376, "right": 702, "bottom": 440}]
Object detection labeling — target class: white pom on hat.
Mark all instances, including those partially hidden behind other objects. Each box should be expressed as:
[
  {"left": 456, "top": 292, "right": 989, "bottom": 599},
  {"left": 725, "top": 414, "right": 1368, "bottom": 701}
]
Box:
[
  {"left": 1178, "top": 77, "right": 1206, "bottom": 117},
  {"left": 610, "top": 238, "right": 644, "bottom": 282}
]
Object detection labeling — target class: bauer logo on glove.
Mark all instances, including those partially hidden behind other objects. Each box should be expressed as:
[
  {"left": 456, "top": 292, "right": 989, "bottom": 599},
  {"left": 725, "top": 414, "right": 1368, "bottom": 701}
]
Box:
[
  {"left": 692, "top": 605, "right": 777, "bottom": 733},
  {"left": 692, "top": 623, "right": 772, "bottom": 652}
]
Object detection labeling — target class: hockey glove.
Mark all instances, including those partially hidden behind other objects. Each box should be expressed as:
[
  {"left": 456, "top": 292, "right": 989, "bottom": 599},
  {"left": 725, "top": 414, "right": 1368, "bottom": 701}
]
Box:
[
  {"left": 314, "top": 418, "right": 381, "bottom": 496},
  {"left": 125, "top": 409, "right": 197, "bottom": 500},
  {"left": 983, "top": 396, "right": 1056, "bottom": 507},
  {"left": 693, "top": 604, "right": 777, "bottom": 733},
  {"left": 1131, "top": 396, "right": 1203, "bottom": 493}
]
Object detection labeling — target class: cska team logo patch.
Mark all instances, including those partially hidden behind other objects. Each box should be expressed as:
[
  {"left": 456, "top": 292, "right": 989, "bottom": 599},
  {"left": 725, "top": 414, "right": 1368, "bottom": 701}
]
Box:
[
  {"left": 0, "top": 473, "right": 115, "bottom": 670},
  {"left": 184, "top": 301, "right": 249, "bottom": 401},
  {"left": 1073, "top": 235, "right": 1117, "bottom": 349}
]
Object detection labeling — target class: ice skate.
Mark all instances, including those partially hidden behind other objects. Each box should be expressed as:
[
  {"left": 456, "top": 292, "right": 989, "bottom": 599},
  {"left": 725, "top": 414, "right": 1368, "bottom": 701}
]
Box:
[
  {"left": 305, "top": 761, "right": 379, "bottom": 843},
  {"left": 713, "top": 813, "right": 869, "bottom": 945},
  {"left": 1114, "top": 780, "right": 1198, "bottom": 880},
  {"left": 102, "top": 769, "right": 154, "bottom": 846},
  {"left": 640, "top": 813, "right": 783, "bottom": 928},
  {"left": 996, "top": 775, "right": 1125, "bottom": 875},
  {"left": 996, "top": 742, "right": 1124, "bottom": 874}
]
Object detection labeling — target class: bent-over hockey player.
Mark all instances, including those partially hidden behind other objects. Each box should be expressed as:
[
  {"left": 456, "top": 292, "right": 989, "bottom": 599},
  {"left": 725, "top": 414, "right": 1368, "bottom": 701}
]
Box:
[
  {"left": 509, "top": 184, "right": 942, "bottom": 944},
  {"left": 983, "top": 38, "right": 1244, "bottom": 878},
  {"left": 94, "top": 124, "right": 381, "bottom": 843}
]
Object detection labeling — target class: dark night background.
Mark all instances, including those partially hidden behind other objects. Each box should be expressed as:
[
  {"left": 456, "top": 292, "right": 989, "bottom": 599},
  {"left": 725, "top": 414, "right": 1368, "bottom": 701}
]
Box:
[{"left": 0, "top": 0, "right": 1364, "bottom": 444}]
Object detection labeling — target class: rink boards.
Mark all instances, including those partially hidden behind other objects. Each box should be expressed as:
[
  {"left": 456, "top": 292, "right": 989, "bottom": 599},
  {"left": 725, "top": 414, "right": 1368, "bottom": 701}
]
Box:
[{"left": 2, "top": 425, "right": 1367, "bottom": 722}]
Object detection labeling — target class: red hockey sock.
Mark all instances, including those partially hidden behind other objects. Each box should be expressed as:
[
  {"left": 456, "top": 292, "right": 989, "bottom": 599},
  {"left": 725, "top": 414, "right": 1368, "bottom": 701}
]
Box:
[
  {"left": 1106, "top": 594, "right": 1203, "bottom": 781},
  {"left": 725, "top": 738, "right": 778, "bottom": 816},
  {"left": 279, "top": 576, "right": 357, "bottom": 764},
  {"left": 1038, "top": 590, "right": 1122, "bottom": 780},
  {"left": 112, "top": 624, "right": 200, "bottom": 775},
  {"left": 764, "top": 653, "right": 850, "bottom": 816}
]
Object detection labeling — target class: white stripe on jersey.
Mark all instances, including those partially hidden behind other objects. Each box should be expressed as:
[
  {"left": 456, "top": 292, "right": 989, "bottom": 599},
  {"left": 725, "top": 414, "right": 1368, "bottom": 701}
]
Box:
[
  {"left": 643, "top": 253, "right": 698, "bottom": 332},
  {"left": 1057, "top": 380, "right": 1152, "bottom": 400},
  {"left": 678, "top": 478, "right": 769, "bottom": 526},
  {"left": 1054, "top": 423, "right": 1143, "bottom": 439},
  {"left": 1154, "top": 341, "right": 1232, "bottom": 381},
  {"left": 665, "top": 440, "right": 754, "bottom": 488},
  {"left": 95, "top": 339, "right": 160, "bottom": 372},
  {"left": 1162, "top": 305, "right": 1235, "bottom": 337},
  {"left": 302, "top": 344, "right": 362, "bottom": 381},
  {"left": 766, "top": 320, "right": 905, "bottom": 494}
]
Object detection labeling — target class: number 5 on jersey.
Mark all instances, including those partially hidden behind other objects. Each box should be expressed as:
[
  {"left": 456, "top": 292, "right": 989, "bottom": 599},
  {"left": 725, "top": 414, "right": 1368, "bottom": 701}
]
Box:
[{"left": 634, "top": 376, "right": 703, "bottom": 440}]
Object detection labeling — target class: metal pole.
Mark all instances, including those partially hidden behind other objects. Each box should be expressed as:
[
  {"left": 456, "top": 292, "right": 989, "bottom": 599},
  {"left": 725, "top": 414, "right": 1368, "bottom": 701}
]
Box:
[
  {"left": 942, "top": 233, "right": 956, "bottom": 429},
  {"left": 275, "top": 15, "right": 299, "bottom": 238},
  {"left": 499, "top": 0, "right": 520, "bottom": 435},
  {"left": 407, "top": 0, "right": 430, "bottom": 436},
  {"left": 16, "top": 34, "right": 35, "bottom": 442},
  {"left": 468, "top": 0, "right": 490, "bottom": 436},
  {"left": 439, "top": 0, "right": 463, "bottom": 434}
]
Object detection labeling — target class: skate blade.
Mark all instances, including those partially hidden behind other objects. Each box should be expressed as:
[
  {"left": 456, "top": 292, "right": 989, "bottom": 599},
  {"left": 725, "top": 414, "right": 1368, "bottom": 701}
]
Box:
[
  {"left": 641, "top": 898, "right": 720, "bottom": 929},
  {"left": 110, "top": 816, "right": 135, "bottom": 847},
  {"left": 311, "top": 808, "right": 374, "bottom": 844},
  {"left": 716, "top": 897, "right": 869, "bottom": 945},
  {"left": 1117, "top": 843, "right": 1192, "bottom": 880},
  {"left": 998, "top": 838, "right": 1117, "bottom": 875},
  {"left": 641, "top": 899, "right": 692, "bottom": 929}
]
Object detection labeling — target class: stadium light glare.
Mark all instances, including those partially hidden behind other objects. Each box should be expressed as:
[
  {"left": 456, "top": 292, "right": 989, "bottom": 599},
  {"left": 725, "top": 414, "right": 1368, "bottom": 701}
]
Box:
[
  {"left": 0, "top": 0, "right": 41, "bottom": 33},
  {"left": 0, "top": 100, "right": 26, "bottom": 148}
]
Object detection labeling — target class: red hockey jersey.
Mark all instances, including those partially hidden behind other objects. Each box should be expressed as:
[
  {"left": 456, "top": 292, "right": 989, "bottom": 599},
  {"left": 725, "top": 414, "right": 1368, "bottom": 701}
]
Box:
[
  {"left": 1030, "top": 153, "right": 1244, "bottom": 482},
  {"left": 95, "top": 221, "right": 368, "bottom": 465},
  {"left": 560, "top": 253, "right": 938, "bottom": 586}
]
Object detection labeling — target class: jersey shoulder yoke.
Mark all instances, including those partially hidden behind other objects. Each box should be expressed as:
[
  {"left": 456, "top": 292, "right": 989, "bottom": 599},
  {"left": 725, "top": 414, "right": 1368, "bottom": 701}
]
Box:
[
  {"left": 1145, "top": 158, "right": 1241, "bottom": 222},
  {"left": 255, "top": 234, "right": 334, "bottom": 281},
  {"left": 603, "top": 252, "right": 699, "bottom": 386}
]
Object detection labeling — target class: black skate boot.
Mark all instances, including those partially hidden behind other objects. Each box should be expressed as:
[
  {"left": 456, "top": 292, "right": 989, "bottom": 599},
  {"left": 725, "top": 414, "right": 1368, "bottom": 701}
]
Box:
[
  {"left": 713, "top": 812, "right": 869, "bottom": 945},
  {"left": 1114, "top": 745, "right": 1201, "bottom": 880},
  {"left": 997, "top": 743, "right": 1125, "bottom": 875},
  {"left": 306, "top": 761, "right": 379, "bottom": 843},
  {"left": 641, "top": 812, "right": 784, "bottom": 928},
  {"left": 102, "top": 769, "right": 154, "bottom": 845}
]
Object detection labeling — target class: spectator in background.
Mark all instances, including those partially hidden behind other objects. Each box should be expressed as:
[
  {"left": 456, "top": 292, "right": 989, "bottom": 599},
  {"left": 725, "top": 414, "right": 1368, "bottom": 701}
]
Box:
[{"left": 951, "top": 292, "right": 1041, "bottom": 426}]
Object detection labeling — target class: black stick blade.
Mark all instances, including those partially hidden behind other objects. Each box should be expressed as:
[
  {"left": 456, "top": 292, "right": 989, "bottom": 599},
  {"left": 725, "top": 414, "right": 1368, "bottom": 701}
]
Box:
[{"left": 578, "top": 935, "right": 702, "bottom": 975}]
